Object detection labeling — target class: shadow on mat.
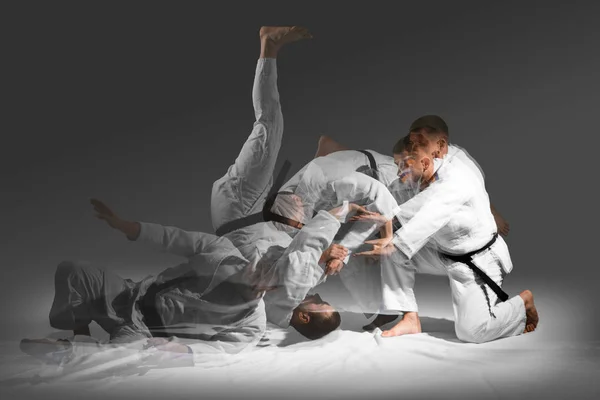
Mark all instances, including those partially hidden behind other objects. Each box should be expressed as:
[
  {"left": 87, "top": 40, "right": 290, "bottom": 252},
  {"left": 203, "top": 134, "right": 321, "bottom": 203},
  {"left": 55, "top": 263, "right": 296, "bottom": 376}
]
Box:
[{"left": 264, "top": 313, "right": 461, "bottom": 347}]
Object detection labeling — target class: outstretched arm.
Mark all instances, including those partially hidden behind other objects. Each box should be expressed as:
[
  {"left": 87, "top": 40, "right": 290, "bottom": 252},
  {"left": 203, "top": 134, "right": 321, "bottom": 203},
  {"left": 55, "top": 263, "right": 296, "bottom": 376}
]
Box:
[{"left": 90, "top": 198, "right": 229, "bottom": 258}]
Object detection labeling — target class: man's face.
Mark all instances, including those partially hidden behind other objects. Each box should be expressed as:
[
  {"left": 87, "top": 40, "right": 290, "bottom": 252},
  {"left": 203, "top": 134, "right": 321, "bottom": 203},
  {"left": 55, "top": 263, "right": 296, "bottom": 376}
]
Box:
[
  {"left": 393, "top": 151, "right": 415, "bottom": 183},
  {"left": 394, "top": 148, "right": 430, "bottom": 183}
]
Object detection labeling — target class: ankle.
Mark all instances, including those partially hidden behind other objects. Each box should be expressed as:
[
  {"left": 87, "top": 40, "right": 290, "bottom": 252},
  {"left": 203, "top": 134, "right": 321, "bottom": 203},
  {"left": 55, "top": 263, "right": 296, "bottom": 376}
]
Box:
[
  {"left": 260, "top": 38, "right": 279, "bottom": 59},
  {"left": 403, "top": 312, "right": 419, "bottom": 320}
]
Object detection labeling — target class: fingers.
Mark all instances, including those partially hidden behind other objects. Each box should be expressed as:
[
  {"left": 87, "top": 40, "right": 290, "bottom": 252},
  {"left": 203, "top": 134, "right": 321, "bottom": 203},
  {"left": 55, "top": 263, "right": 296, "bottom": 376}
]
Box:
[
  {"left": 90, "top": 198, "right": 107, "bottom": 210},
  {"left": 354, "top": 205, "right": 369, "bottom": 214},
  {"left": 499, "top": 222, "right": 510, "bottom": 237},
  {"left": 329, "top": 248, "right": 348, "bottom": 259},
  {"left": 330, "top": 244, "right": 347, "bottom": 251},
  {"left": 325, "top": 259, "right": 344, "bottom": 275},
  {"left": 354, "top": 250, "right": 377, "bottom": 257},
  {"left": 90, "top": 198, "right": 117, "bottom": 219},
  {"left": 328, "top": 244, "right": 348, "bottom": 259},
  {"left": 349, "top": 215, "right": 371, "bottom": 222},
  {"left": 325, "top": 263, "right": 333, "bottom": 275},
  {"left": 91, "top": 199, "right": 107, "bottom": 212}
]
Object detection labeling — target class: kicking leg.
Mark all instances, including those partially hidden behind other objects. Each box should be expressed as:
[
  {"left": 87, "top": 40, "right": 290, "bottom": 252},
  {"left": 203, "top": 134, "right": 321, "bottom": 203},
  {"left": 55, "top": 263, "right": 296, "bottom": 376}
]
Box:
[{"left": 211, "top": 26, "right": 312, "bottom": 232}]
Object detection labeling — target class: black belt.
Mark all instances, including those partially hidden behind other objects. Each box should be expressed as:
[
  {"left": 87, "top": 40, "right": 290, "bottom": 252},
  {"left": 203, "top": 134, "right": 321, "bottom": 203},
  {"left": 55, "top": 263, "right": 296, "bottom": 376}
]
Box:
[
  {"left": 357, "top": 150, "right": 379, "bottom": 182},
  {"left": 440, "top": 233, "right": 509, "bottom": 302},
  {"left": 215, "top": 160, "right": 304, "bottom": 237}
]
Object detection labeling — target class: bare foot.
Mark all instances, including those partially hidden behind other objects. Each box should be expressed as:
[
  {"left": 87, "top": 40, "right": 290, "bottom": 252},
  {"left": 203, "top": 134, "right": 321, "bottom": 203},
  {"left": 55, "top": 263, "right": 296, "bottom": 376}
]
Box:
[
  {"left": 381, "top": 312, "right": 422, "bottom": 337},
  {"left": 519, "top": 290, "right": 539, "bottom": 333},
  {"left": 259, "top": 26, "right": 312, "bottom": 58},
  {"left": 314, "top": 135, "right": 350, "bottom": 158},
  {"left": 362, "top": 313, "right": 399, "bottom": 331}
]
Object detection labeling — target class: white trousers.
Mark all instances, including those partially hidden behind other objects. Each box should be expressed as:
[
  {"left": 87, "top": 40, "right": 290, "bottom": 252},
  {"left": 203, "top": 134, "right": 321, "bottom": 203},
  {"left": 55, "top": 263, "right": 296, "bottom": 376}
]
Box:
[
  {"left": 380, "top": 236, "right": 527, "bottom": 343},
  {"left": 210, "top": 58, "right": 283, "bottom": 232}
]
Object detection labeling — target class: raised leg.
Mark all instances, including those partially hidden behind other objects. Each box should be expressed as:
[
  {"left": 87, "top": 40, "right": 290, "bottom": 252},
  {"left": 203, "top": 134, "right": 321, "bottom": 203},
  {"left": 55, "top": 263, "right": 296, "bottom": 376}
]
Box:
[{"left": 210, "top": 26, "right": 312, "bottom": 232}]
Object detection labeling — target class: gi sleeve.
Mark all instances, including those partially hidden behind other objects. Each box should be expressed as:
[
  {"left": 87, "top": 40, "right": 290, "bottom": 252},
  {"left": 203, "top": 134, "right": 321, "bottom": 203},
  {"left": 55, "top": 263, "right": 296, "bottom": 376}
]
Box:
[
  {"left": 392, "top": 175, "right": 474, "bottom": 259},
  {"left": 136, "top": 222, "right": 234, "bottom": 258},
  {"left": 263, "top": 210, "right": 342, "bottom": 327}
]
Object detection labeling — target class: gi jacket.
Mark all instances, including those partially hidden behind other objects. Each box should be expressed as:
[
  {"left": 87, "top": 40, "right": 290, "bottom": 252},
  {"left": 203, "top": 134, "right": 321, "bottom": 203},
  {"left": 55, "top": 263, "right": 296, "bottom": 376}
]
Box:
[{"left": 136, "top": 222, "right": 267, "bottom": 360}]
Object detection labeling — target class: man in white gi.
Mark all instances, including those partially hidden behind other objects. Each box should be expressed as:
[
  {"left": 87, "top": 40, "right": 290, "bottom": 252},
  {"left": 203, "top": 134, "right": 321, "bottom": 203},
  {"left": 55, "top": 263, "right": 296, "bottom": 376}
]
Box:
[
  {"left": 301, "top": 133, "right": 510, "bottom": 330},
  {"left": 19, "top": 198, "right": 268, "bottom": 366},
  {"left": 354, "top": 117, "right": 539, "bottom": 343},
  {"left": 316, "top": 133, "right": 511, "bottom": 237},
  {"left": 268, "top": 142, "right": 407, "bottom": 325},
  {"left": 399, "top": 115, "right": 510, "bottom": 236},
  {"left": 208, "top": 26, "right": 351, "bottom": 339},
  {"left": 271, "top": 154, "right": 400, "bottom": 269},
  {"left": 19, "top": 25, "right": 344, "bottom": 366}
]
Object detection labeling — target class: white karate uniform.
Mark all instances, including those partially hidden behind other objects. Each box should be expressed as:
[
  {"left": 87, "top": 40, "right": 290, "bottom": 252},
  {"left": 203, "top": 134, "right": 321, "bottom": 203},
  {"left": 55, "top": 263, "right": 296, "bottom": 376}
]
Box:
[
  {"left": 276, "top": 151, "right": 400, "bottom": 252},
  {"left": 135, "top": 223, "right": 267, "bottom": 361},
  {"left": 282, "top": 149, "right": 398, "bottom": 190},
  {"left": 209, "top": 58, "right": 342, "bottom": 328},
  {"left": 447, "top": 144, "right": 486, "bottom": 188},
  {"left": 270, "top": 150, "right": 405, "bottom": 314},
  {"left": 211, "top": 58, "right": 284, "bottom": 232},
  {"left": 385, "top": 152, "right": 526, "bottom": 343},
  {"left": 48, "top": 227, "right": 265, "bottom": 366}
]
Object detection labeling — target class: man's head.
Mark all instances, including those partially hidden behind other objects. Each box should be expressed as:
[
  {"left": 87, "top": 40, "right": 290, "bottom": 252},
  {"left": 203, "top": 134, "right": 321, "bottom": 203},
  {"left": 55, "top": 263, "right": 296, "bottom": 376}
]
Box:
[
  {"left": 392, "top": 136, "right": 435, "bottom": 184},
  {"left": 290, "top": 293, "right": 341, "bottom": 340},
  {"left": 407, "top": 115, "right": 450, "bottom": 159}
]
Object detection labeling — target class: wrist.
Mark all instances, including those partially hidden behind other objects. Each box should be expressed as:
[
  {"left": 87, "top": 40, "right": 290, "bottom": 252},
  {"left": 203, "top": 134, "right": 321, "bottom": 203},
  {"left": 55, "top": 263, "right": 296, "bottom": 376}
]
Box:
[{"left": 123, "top": 221, "right": 141, "bottom": 241}]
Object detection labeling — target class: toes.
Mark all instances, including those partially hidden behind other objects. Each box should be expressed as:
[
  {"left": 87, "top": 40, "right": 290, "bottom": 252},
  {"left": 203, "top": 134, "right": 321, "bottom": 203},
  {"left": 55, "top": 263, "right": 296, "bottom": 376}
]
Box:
[{"left": 290, "top": 26, "right": 312, "bottom": 39}]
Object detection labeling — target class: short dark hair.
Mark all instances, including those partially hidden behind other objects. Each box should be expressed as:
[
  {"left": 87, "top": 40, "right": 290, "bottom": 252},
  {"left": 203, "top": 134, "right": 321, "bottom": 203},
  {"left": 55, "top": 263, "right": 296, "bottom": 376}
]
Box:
[
  {"left": 294, "top": 310, "right": 341, "bottom": 340},
  {"left": 409, "top": 115, "right": 449, "bottom": 136},
  {"left": 392, "top": 134, "right": 411, "bottom": 155}
]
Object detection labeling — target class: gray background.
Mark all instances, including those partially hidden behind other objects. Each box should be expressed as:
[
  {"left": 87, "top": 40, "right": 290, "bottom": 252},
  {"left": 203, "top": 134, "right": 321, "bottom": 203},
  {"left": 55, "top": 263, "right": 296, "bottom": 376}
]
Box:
[{"left": 2, "top": 1, "right": 598, "bottom": 343}]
